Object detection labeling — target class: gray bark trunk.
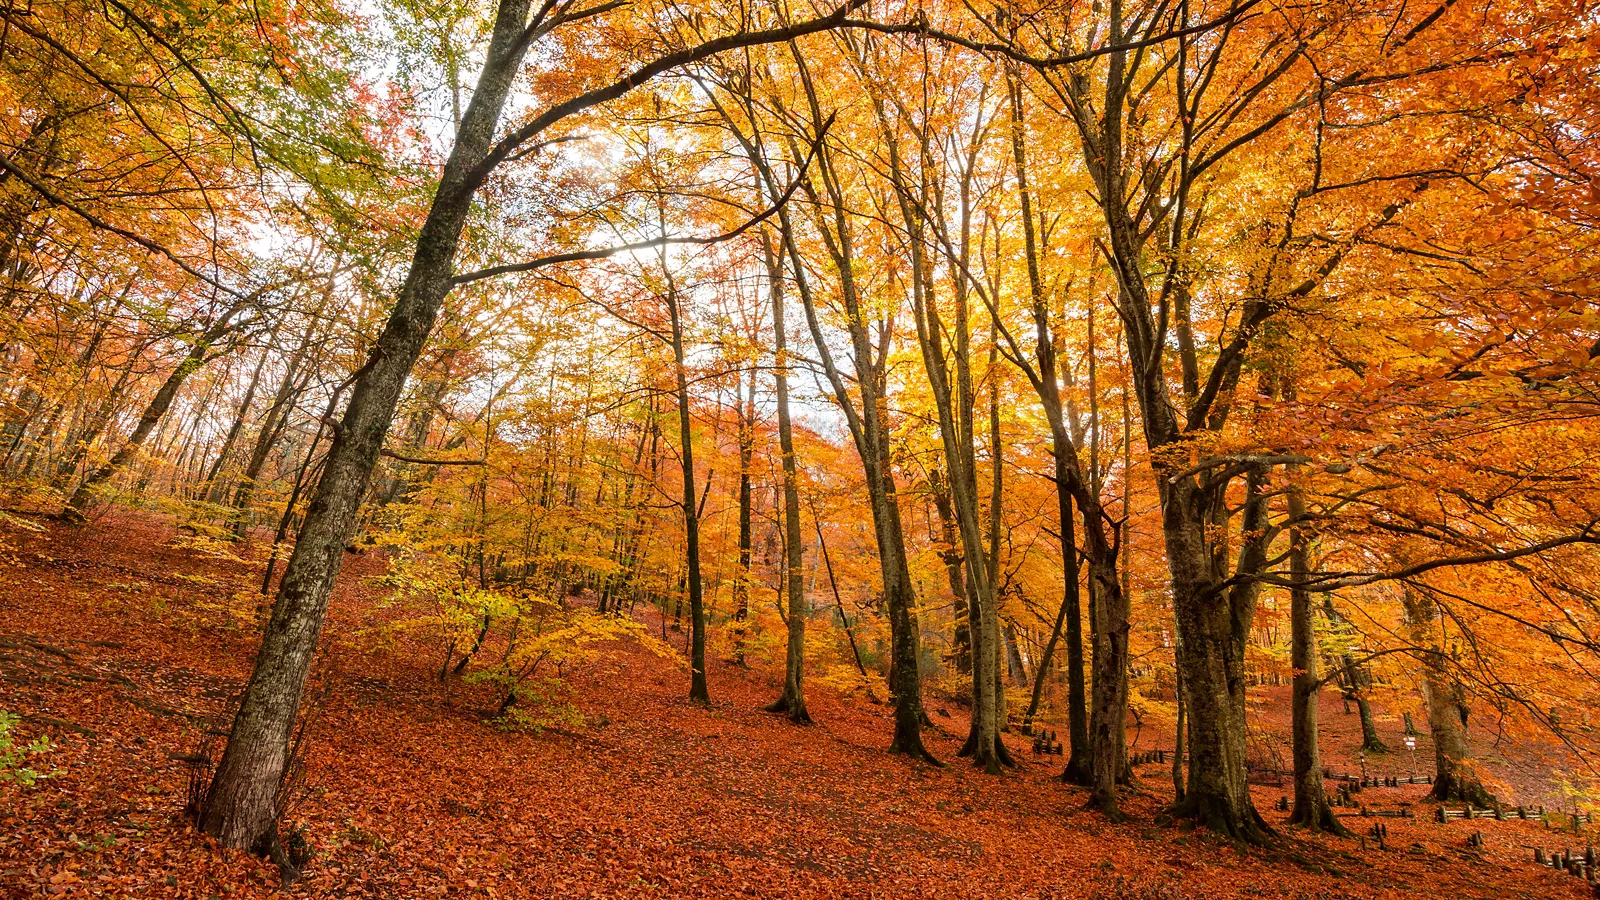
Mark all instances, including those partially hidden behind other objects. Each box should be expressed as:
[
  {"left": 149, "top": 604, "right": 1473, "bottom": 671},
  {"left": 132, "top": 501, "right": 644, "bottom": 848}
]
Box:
[
  {"left": 762, "top": 239, "right": 808, "bottom": 722},
  {"left": 198, "top": 0, "right": 538, "bottom": 852}
]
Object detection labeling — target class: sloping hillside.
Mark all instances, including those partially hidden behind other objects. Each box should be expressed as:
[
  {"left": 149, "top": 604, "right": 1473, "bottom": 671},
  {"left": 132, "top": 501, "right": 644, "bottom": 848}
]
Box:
[{"left": 0, "top": 513, "right": 1592, "bottom": 899}]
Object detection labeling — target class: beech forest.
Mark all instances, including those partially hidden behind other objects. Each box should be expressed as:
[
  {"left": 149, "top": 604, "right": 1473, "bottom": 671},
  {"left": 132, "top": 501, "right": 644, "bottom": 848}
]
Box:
[{"left": 1, "top": 0, "right": 1599, "bottom": 895}]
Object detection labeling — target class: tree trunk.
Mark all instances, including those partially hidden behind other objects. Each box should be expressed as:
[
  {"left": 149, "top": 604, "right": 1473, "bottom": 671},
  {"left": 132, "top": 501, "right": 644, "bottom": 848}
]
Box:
[
  {"left": 200, "top": 341, "right": 272, "bottom": 505},
  {"left": 1161, "top": 474, "right": 1272, "bottom": 841},
  {"left": 752, "top": 103, "right": 935, "bottom": 761},
  {"left": 199, "top": 0, "right": 537, "bottom": 852},
  {"left": 60, "top": 308, "right": 243, "bottom": 522},
  {"left": 1287, "top": 475, "right": 1343, "bottom": 833},
  {"left": 1004, "top": 67, "right": 1090, "bottom": 776},
  {"left": 762, "top": 236, "right": 807, "bottom": 722},
  {"left": 732, "top": 365, "right": 753, "bottom": 664},
  {"left": 931, "top": 469, "right": 971, "bottom": 679},
  {"left": 664, "top": 281, "right": 709, "bottom": 705},
  {"left": 232, "top": 337, "right": 312, "bottom": 538},
  {"left": 1402, "top": 588, "right": 1495, "bottom": 806}
]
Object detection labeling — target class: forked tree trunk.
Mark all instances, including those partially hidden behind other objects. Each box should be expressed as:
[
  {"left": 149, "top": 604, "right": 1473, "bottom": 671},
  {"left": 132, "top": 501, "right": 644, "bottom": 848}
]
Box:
[
  {"left": 1402, "top": 588, "right": 1495, "bottom": 806},
  {"left": 1162, "top": 475, "right": 1272, "bottom": 841}
]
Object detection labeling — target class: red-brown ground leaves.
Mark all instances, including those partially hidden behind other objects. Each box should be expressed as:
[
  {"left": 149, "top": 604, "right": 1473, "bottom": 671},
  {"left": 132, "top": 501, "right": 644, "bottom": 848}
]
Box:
[{"left": 1, "top": 513, "right": 1594, "bottom": 899}]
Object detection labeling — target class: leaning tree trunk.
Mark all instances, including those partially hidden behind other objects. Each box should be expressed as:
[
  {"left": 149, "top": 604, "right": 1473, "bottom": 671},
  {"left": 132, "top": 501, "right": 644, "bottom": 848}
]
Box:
[
  {"left": 762, "top": 238, "right": 808, "bottom": 723},
  {"left": 1402, "top": 588, "right": 1495, "bottom": 806},
  {"left": 60, "top": 309, "right": 242, "bottom": 522},
  {"left": 198, "top": 0, "right": 538, "bottom": 854}
]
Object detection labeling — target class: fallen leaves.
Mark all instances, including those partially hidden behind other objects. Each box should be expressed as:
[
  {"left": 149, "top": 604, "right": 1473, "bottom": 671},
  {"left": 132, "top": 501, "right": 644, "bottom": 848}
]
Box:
[{"left": 0, "top": 511, "right": 1593, "bottom": 899}]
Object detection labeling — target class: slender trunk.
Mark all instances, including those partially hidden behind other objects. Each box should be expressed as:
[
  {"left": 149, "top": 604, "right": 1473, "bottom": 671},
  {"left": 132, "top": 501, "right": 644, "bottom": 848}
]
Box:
[
  {"left": 931, "top": 470, "right": 972, "bottom": 679},
  {"left": 232, "top": 341, "right": 312, "bottom": 538},
  {"left": 732, "top": 367, "right": 753, "bottom": 664},
  {"left": 812, "top": 502, "right": 868, "bottom": 680},
  {"left": 762, "top": 236, "right": 807, "bottom": 722},
  {"left": 1287, "top": 469, "right": 1343, "bottom": 833},
  {"left": 1322, "top": 596, "right": 1389, "bottom": 753},
  {"left": 60, "top": 310, "right": 242, "bottom": 521},
  {"left": 199, "top": 0, "right": 538, "bottom": 852},
  {"left": 1005, "top": 67, "right": 1090, "bottom": 775},
  {"left": 201, "top": 342, "right": 273, "bottom": 504},
  {"left": 665, "top": 282, "right": 709, "bottom": 704}
]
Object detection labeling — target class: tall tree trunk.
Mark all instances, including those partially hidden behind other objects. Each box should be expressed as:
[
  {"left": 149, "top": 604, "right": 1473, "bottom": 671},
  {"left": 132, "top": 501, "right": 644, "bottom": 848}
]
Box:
[
  {"left": 742, "top": 91, "right": 935, "bottom": 761},
  {"left": 761, "top": 235, "right": 807, "bottom": 722},
  {"left": 198, "top": 0, "right": 539, "bottom": 852},
  {"left": 1287, "top": 471, "right": 1343, "bottom": 833},
  {"left": 732, "top": 366, "right": 754, "bottom": 664},
  {"left": 665, "top": 280, "right": 709, "bottom": 705},
  {"left": 1402, "top": 588, "right": 1495, "bottom": 806},
  {"left": 1004, "top": 66, "right": 1089, "bottom": 776},
  {"left": 931, "top": 469, "right": 972, "bottom": 679}
]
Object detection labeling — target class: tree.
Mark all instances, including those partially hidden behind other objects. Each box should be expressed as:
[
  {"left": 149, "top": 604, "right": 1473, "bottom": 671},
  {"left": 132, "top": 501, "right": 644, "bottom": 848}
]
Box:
[{"left": 199, "top": 0, "right": 880, "bottom": 855}]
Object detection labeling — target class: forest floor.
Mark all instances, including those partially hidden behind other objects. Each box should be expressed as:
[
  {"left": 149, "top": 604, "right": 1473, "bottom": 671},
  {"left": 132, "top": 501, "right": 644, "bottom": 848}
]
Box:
[{"left": 1, "top": 511, "right": 1595, "bottom": 899}]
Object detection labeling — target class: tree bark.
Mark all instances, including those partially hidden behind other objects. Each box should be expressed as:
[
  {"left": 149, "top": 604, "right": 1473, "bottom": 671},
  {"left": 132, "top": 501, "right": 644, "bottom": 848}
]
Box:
[
  {"left": 1160, "top": 473, "right": 1273, "bottom": 841},
  {"left": 198, "top": 0, "right": 539, "bottom": 852},
  {"left": 761, "top": 234, "right": 808, "bottom": 722},
  {"left": 1287, "top": 472, "right": 1344, "bottom": 833},
  {"left": 1402, "top": 588, "right": 1495, "bottom": 806},
  {"left": 665, "top": 279, "right": 709, "bottom": 704}
]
